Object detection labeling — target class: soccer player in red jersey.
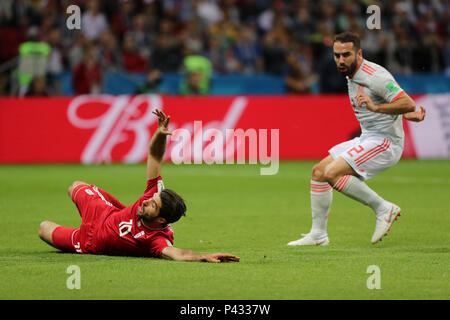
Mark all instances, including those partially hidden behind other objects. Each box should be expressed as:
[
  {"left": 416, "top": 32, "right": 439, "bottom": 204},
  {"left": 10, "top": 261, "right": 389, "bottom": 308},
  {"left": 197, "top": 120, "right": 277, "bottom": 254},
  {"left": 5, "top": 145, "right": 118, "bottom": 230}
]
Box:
[{"left": 38, "top": 109, "right": 240, "bottom": 263}]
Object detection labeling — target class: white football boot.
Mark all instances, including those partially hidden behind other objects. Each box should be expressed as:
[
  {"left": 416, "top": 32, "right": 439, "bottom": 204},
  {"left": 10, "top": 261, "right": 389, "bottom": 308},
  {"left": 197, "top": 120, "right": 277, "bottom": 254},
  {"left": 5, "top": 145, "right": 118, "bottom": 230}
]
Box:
[
  {"left": 287, "top": 233, "right": 330, "bottom": 246},
  {"left": 371, "top": 203, "right": 402, "bottom": 244}
]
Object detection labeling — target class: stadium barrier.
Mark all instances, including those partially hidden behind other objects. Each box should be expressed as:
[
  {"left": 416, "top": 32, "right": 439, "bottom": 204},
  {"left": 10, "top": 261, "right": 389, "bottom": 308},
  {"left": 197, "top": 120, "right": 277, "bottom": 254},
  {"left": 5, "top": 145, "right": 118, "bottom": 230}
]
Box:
[
  {"left": 0, "top": 94, "right": 448, "bottom": 164},
  {"left": 53, "top": 72, "right": 450, "bottom": 95}
]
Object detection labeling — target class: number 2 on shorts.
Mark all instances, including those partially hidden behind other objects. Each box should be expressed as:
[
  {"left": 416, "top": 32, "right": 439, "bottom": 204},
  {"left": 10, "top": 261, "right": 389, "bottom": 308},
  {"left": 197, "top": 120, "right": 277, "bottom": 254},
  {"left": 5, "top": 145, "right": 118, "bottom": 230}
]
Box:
[{"left": 347, "top": 145, "right": 364, "bottom": 157}]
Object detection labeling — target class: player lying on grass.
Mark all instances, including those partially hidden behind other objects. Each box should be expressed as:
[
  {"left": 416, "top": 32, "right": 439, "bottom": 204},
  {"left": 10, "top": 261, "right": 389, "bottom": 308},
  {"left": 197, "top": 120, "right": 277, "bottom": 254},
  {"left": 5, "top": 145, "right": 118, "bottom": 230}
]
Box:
[
  {"left": 39, "top": 109, "right": 240, "bottom": 263},
  {"left": 288, "top": 31, "right": 426, "bottom": 246}
]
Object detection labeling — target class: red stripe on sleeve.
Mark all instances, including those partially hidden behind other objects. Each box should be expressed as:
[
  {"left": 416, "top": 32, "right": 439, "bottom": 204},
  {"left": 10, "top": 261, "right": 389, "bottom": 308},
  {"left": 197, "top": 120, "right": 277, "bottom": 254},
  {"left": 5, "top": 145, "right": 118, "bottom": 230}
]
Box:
[{"left": 391, "top": 90, "right": 405, "bottom": 102}]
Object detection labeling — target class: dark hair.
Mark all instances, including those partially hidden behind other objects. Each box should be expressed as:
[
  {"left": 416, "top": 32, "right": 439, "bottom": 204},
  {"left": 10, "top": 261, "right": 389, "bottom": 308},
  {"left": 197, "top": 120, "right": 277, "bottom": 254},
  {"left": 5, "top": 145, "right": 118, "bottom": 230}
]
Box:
[
  {"left": 333, "top": 31, "right": 361, "bottom": 51},
  {"left": 159, "top": 189, "right": 187, "bottom": 224}
]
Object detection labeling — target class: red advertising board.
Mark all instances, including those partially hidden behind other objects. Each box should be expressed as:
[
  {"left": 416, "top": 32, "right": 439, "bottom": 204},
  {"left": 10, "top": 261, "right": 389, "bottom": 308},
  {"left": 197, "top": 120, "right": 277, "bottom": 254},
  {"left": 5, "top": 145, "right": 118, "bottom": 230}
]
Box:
[{"left": 0, "top": 95, "right": 418, "bottom": 163}]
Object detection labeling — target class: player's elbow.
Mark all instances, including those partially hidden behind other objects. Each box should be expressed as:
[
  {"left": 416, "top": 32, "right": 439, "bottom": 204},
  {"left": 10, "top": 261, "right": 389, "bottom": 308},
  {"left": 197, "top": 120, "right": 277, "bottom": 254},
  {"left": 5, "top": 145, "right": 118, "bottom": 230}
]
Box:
[
  {"left": 161, "top": 247, "right": 201, "bottom": 262},
  {"left": 161, "top": 247, "right": 181, "bottom": 261},
  {"left": 405, "top": 101, "right": 415, "bottom": 113},
  {"left": 402, "top": 94, "right": 416, "bottom": 113}
]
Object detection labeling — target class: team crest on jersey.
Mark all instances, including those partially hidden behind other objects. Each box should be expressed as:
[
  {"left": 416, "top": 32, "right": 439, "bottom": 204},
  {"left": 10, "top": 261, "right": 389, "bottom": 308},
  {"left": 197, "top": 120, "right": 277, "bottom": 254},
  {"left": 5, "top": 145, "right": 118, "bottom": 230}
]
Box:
[
  {"left": 133, "top": 231, "right": 145, "bottom": 239},
  {"left": 386, "top": 82, "right": 399, "bottom": 94},
  {"left": 85, "top": 189, "right": 94, "bottom": 196}
]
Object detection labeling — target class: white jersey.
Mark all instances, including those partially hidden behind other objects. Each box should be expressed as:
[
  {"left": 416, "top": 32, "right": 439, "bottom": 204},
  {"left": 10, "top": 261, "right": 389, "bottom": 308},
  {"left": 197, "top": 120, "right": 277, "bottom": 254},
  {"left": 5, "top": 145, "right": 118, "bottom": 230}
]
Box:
[{"left": 346, "top": 59, "right": 405, "bottom": 146}]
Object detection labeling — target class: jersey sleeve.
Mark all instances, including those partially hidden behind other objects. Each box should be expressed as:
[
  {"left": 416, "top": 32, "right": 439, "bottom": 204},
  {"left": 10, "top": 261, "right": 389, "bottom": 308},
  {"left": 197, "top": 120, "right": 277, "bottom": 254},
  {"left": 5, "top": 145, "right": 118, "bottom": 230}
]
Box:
[
  {"left": 130, "top": 176, "right": 164, "bottom": 212},
  {"left": 143, "top": 176, "right": 164, "bottom": 198},
  {"left": 148, "top": 235, "right": 174, "bottom": 258},
  {"left": 371, "top": 73, "right": 405, "bottom": 103}
]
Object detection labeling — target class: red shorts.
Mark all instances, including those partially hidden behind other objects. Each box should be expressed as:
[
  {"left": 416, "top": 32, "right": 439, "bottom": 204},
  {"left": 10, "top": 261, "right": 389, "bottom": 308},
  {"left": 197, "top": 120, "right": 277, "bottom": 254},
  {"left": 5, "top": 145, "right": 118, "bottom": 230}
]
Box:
[{"left": 52, "top": 184, "right": 115, "bottom": 254}]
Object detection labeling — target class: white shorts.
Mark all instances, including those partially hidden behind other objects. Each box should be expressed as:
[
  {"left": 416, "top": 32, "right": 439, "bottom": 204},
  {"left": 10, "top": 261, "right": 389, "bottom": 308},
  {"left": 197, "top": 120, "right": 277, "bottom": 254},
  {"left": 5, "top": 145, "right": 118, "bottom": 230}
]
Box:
[{"left": 329, "top": 136, "right": 403, "bottom": 181}]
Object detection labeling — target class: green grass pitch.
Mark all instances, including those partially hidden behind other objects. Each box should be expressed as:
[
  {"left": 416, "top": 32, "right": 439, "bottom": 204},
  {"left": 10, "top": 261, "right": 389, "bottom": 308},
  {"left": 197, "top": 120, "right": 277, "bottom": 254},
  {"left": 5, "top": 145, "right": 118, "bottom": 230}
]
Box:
[{"left": 0, "top": 160, "right": 448, "bottom": 300}]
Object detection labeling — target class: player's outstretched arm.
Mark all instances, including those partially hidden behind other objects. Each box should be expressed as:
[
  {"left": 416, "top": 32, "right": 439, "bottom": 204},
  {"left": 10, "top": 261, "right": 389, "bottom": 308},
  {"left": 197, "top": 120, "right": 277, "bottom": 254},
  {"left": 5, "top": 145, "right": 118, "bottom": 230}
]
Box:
[
  {"left": 356, "top": 92, "right": 416, "bottom": 115},
  {"left": 147, "top": 109, "right": 173, "bottom": 180},
  {"left": 161, "top": 246, "right": 240, "bottom": 263}
]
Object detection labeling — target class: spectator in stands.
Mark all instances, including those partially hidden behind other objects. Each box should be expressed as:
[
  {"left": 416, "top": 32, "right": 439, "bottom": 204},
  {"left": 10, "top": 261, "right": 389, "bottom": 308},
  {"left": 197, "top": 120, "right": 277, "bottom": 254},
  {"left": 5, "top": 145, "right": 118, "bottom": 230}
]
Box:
[
  {"left": 412, "top": 10, "right": 446, "bottom": 72},
  {"left": 151, "top": 33, "right": 183, "bottom": 72},
  {"left": 236, "top": 0, "right": 261, "bottom": 24},
  {"left": 222, "top": 48, "right": 242, "bottom": 74},
  {"left": 111, "top": 0, "right": 136, "bottom": 41},
  {"left": 72, "top": 45, "right": 102, "bottom": 95},
  {"left": 206, "top": 35, "right": 225, "bottom": 73},
  {"left": 335, "top": 1, "right": 358, "bottom": 34},
  {"left": 292, "top": 7, "right": 316, "bottom": 44},
  {"left": 392, "top": 2, "right": 416, "bottom": 35},
  {"left": 318, "top": 49, "right": 347, "bottom": 94},
  {"left": 46, "top": 28, "right": 64, "bottom": 76},
  {"left": 141, "top": 0, "right": 160, "bottom": 32},
  {"left": 180, "top": 44, "right": 212, "bottom": 94},
  {"left": 38, "top": 8, "right": 57, "bottom": 44},
  {"left": 261, "top": 23, "right": 290, "bottom": 75},
  {"left": 257, "top": 1, "right": 288, "bottom": 33},
  {"left": 121, "top": 33, "right": 148, "bottom": 73},
  {"left": 67, "top": 32, "right": 88, "bottom": 70},
  {"left": 98, "top": 29, "right": 122, "bottom": 72},
  {"left": 179, "top": 19, "right": 205, "bottom": 61},
  {"left": 17, "top": 26, "right": 51, "bottom": 96},
  {"left": 284, "top": 51, "right": 312, "bottom": 94},
  {"left": 25, "top": 76, "right": 49, "bottom": 96},
  {"left": 232, "top": 25, "right": 263, "bottom": 74},
  {"left": 127, "top": 13, "right": 153, "bottom": 58},
  {"left": 196, "top": 0, "right": 224, "bottom": 27},
  {"left": 1, "top": 0, "right": 448, "bottom": 96},
  {"left": 413, "top": 31, "right": 445, "bottom": 72},
  {"left": 179, "top": 71, "right": 208, "bottom": 95},
  {"left": 392, "top": 25, "right": 414, "bottom": 74},
  {"left": 135, "top": 69, "right": 164, "bottom": 94},
  {"left": 361, "top": 29, "right": 389, "bottom": 68},
  {"left": 81, "top": 0, "right": 108, "bottom": 41},
  {"left": 309, "top": 19, "right": 335, "bottom": 72}
]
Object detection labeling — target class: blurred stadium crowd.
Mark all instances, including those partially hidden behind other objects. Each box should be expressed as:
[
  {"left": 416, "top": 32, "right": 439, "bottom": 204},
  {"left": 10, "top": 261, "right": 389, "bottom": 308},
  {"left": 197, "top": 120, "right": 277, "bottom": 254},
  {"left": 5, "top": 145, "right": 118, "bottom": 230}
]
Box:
[{"left": 0, "top": 0, "right": 448, "bottom": 96}]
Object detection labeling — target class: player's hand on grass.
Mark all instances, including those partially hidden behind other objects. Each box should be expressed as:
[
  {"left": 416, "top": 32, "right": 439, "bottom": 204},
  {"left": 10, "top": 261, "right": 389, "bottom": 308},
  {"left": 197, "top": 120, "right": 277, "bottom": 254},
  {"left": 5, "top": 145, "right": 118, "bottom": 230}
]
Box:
[
  {"left": 152, "top": 108, "right": 172, "bottom": 136},
  {"left": 205, "top": 253, "right": 240, "bottom": 263},
  {"left": 403, "top": 106, "right": 426, "bottom": 122}
]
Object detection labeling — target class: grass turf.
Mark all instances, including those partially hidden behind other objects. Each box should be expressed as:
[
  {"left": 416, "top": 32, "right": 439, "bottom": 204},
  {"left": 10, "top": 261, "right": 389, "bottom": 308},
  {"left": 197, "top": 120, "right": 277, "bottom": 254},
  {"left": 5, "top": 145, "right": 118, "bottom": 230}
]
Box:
[{"left": 0, "top": 160, "right": 449, "bottom": 300}]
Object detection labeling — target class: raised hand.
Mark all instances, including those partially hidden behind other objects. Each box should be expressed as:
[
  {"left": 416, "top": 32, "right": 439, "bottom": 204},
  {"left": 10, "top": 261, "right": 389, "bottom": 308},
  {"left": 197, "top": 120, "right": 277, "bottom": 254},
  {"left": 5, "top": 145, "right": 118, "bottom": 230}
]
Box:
[{"left": 152, "top": 108, "right": 172, "bottom": 135}]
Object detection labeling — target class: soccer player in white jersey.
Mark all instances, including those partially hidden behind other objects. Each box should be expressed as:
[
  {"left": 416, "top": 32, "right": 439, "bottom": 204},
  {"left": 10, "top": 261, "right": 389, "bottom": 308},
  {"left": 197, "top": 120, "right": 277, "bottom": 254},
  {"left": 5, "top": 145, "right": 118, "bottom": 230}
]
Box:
[{"left": 288, "top": 32, "right": 426, "bottom": 246}]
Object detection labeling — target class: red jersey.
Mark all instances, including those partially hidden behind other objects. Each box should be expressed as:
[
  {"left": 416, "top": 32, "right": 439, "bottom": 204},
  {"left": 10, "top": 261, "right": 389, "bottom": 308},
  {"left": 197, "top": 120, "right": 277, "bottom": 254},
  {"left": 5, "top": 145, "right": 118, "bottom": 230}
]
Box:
[{"left": 69, "top": 176, "right": 174, "bottom": 258}]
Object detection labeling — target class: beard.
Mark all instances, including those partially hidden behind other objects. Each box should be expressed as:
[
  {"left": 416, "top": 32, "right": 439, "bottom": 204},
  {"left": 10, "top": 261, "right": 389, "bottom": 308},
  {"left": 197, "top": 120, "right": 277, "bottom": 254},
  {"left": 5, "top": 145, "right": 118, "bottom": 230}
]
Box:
[{"left": 337, "top": 59, "right": 358, "bottom": 77}]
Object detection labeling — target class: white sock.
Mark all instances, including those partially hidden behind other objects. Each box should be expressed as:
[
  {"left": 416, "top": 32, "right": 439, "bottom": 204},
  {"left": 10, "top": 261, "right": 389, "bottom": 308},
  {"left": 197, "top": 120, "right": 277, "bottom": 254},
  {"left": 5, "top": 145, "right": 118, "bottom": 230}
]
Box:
[
  {"left": 333, "top": 175, "right": 390, "bottom": 216},
  {"left": 310, "top": 180, "right": 333, "bottom": 239}
]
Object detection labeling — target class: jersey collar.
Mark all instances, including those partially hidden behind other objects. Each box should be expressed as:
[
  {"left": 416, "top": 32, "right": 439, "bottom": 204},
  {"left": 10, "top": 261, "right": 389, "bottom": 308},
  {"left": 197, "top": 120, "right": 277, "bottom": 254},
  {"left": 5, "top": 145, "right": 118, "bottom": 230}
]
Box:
[{"left": 139, "top": 217, "right": 170, "bottom": 231}]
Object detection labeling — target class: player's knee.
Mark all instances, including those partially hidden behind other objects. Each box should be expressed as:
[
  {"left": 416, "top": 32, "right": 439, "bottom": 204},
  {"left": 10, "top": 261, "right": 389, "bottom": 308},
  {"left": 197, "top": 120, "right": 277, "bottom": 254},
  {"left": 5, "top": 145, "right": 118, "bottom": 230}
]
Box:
[
  {"left": 323, "top": 166, "right": 340, "bottom": 184},
  {"left": 68, "top": 180, "right": 87, "bottom": 198},
  {"left": 39, "top": 221, "right": 59, "bottom": 246},
  {"left": 311, "top": 164, "right": 325, "bottom": 181},
  {"left": 38, "top": 221, "right": 51, "bottom": 240}
]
